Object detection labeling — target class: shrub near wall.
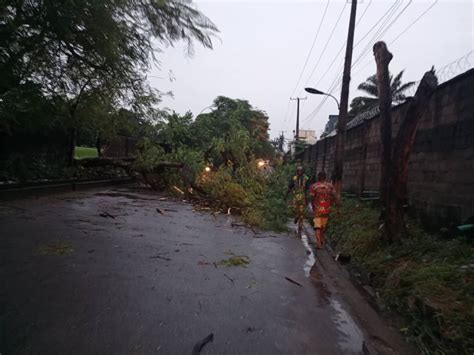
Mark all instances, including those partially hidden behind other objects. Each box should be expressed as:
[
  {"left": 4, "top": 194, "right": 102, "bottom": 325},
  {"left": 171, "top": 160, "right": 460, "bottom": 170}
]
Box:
[{"left": 327, "top": 199, "right": 474, "bottom": 354}]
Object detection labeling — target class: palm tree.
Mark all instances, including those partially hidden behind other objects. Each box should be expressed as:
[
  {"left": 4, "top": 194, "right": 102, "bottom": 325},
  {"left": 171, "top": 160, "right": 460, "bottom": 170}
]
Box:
[{"left": 349, "top": 70, "right": 416, "bottom": 116}]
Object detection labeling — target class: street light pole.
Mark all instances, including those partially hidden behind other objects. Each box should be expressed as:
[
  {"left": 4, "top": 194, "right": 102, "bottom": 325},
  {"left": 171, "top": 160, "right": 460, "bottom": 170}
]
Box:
[
  {"left": 304, "top": 87, "right": 340, "bottom": 110},
  {"left": 333, "top": 0, "right": 358, "bottom": 197}
]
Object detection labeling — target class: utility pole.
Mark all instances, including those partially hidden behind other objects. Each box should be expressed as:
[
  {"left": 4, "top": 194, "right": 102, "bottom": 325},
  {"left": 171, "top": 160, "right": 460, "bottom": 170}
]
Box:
[
  {"left": 290, "top": 97, "right": 307, "bottom": 141},
  {"left": 333, "top": 0, "right": 358, "bottom": 197}
]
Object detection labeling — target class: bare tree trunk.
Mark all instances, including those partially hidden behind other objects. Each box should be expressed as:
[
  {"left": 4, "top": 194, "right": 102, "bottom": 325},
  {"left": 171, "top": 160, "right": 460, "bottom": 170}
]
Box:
[
  {"left": 387, "top": 68, "right": 438, "bottom": 241},
  {"left": 373, "top": 42, "right": 393, "bottom": 222},
  {"left": 68, "top": 128, "right": 77, "bottom": 165},
  {"left": 374, "top": 42, "right": 438, "bottom": 243},
  {"left": 96, "top": 134, "right": 102, "bottom": 157}
]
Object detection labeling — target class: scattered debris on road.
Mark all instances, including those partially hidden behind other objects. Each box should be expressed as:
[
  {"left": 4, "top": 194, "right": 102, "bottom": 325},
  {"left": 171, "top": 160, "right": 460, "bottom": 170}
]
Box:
[
  {"left": 37, "top": 241, "right": 74, "bottom": 256},
  {"left": 224, "top": 273, "right": 235, "bottom": 284},
  {"left": 284, "top": 276, "right": 303, "bottom": 287},
  {"left": 219, "top": 255, "right": 249, "bottom": 267},
  {"left": 173, "top": 186, "right": 185, "bottom": 195},
  {"left": 99, "top": 211, "right": 116, "bottom": 219},
  {"left": 191, "top": 333, "right": 214, "bottom": 355},
  {"left": 253, "top": 234, "right": 277, "bottom": 239},
  {"left": 150, "top": 255, "right": 172, "bottom": 261}
]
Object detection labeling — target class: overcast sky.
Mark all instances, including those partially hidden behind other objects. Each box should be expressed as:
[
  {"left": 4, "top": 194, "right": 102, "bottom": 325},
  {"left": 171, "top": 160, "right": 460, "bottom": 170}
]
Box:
[{"left": 149, "top": 0, "right": 473, "bottom": 139}]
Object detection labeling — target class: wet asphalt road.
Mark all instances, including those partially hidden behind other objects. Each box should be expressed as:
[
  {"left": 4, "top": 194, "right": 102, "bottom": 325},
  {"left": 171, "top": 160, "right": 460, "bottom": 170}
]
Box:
[{"left": 0, "top": 185, "right": 411, "bottom": 354}]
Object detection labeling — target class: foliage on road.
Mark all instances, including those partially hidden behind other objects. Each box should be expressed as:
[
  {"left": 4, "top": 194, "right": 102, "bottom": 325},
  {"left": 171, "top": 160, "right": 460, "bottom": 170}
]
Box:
[
  {"left": 327, "top": 199, "right": 474, "bottom": 354},
  {"left": 219, "top": 255, "right": 250, "bottom": 267},
  {"left": 37, "top": 241, "right": 74, "bottom": 256},
  {"left": 129, "top": 96, "right": 291, "bottom": 231}
]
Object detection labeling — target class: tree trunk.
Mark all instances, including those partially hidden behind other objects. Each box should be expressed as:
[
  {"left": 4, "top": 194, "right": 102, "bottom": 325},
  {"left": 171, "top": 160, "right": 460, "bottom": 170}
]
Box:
[
  {"left": 387, "top": 68, "right": 438, "bottom": 241},
  {"left": 68, "top": 128, "right": 77, "bottom": 166},
  {"left": 96, "top": 134, "right": 102, "bottom": 157},
  {"left": 373, "top": 41, "right": 393, "bottom": 221},
  {"left": 373, "top": 42, "right": 438, "bottom": 242}
]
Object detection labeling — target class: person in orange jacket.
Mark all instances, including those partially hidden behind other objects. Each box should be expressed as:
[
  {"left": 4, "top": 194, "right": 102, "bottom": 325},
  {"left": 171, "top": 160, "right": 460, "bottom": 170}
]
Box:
[{"left": 309, "top": 171, "right": 338, "bottom": 249}]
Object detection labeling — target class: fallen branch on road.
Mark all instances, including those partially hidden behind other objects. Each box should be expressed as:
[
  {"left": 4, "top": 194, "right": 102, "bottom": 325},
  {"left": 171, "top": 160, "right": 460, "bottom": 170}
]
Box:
[
  {"left": 284, "top": 276, "right": 303, "bottom": 287},
  {"left": 192, "top": 333, "right": 214, "bottom": 355},
  {"left": 149, "top": 255, "right": 171, "bottom": 261}
]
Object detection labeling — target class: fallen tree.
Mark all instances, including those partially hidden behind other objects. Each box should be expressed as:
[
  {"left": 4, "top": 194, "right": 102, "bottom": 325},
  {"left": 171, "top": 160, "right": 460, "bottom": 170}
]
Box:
[{"left": 75, "top": 156, "right": 211, "bottom": 196}]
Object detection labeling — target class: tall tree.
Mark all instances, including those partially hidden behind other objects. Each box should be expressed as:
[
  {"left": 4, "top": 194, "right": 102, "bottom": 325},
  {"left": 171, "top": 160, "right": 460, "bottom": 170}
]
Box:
[
  {"left": 191, "top": 96, "right": 274, "bottom": 166},
  {"left": 349, "top": 70, "right": 416, "bottom": 116},
  {"left": 0, "top": 0, "right": 218, "bottom": 161}
]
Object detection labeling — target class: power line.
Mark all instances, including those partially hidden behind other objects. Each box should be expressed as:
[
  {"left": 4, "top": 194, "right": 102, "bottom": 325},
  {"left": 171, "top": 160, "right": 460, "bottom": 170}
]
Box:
[
  {"left": 377, "top": 0, "right": 413, "bottom": 39},
  {"left": 351, "top": 0, "right": 413, "bottom": 73},
  {"left": 282, "top": 99, "right": 291, "bottom": 125},
  {"left": 302, "top": 2, "right": 348, "bottom": 91},
  {"left": 351, "top": 0, "right": 403, "bottom": 70},
  {"left": 309, "top": 0, "right": 373, "bottom": 92},
  {"left": 390, "top": 0, "right": 439, "bottom": 44},
  {"left": 302, "top": 0, "right": 437, "bottom": 127},
  {"left": 302, "top": 0, "right": 402, "bottom": 125},
  {"left": 353, "top": 0, "right": 401, "bottom": 52},
  {"left": 289, "top": 0, "right": 330, "bottom": 98},
  {"left": 303, "top": 0, "right": 410, "bottom": 125},
  {"left": 284, "top": 0, "right": 330, "bottom": 127},
  {"left": 351, "top": 0, "right": 439, "bottom": 80}
]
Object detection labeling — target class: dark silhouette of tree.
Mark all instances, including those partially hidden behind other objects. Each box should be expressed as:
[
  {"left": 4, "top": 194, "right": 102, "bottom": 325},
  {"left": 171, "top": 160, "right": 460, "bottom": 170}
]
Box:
[{"left": 349, "top": 70, "right": 416, "bottom": 116}]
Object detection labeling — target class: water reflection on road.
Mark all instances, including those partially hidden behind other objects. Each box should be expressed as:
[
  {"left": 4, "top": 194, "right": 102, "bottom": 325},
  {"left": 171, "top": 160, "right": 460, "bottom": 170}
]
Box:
[{"left": 299, "top": 227, "right": 366, "bottom": 354}]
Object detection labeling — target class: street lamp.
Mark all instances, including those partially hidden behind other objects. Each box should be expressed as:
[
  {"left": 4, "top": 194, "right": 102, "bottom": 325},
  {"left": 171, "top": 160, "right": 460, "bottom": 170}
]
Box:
[{"left": 305, "top": 87, "right": 340, "bottom": 110}]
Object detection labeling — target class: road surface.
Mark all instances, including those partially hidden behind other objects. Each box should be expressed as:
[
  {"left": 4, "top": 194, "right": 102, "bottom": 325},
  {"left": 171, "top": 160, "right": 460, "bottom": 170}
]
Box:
[{"left": 0, "top": 185, "right": 412, "bottom": 354}]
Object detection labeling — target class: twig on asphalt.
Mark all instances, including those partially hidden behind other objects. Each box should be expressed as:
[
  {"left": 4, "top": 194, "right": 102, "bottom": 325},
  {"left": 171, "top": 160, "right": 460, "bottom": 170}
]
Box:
[
  {"left": 150, "top": 255, "right": 171, "bottom": 261},
  {"left": 231, "top": 222, "right": 258, "bottom": 235},
  {"left": 191, "top": 333, "right": 214, "bottom": 355},
  {"left": 285, "top": 276, "right": 303, "bottom": 287},
  {"left": 224, "top": 273, "right": 234, "bottom": 285},
  {"left": 99, "top": 211, "right": 116, "bottom": 219}
]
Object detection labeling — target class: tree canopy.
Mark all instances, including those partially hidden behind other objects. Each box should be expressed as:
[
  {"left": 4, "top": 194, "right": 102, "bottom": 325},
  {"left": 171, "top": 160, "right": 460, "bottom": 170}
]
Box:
[
  {"left": 349, "top": 70, "right": 416, "bottom": 116},
  {"left": 0, "top": 0, "right": 218, "bottom": 136}
]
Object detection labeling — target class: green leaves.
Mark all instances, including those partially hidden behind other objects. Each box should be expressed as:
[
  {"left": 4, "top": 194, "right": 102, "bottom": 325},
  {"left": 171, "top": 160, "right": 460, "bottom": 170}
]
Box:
[{"left": 349, "top": 70, "right": 416, "bottom": 116}]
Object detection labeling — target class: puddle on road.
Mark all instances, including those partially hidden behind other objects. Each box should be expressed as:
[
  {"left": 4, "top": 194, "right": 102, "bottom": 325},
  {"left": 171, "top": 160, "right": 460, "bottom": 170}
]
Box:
[
  {"left": 299, "top": 228, "right": 366, "bottom": 354},
  {"left": 300, "top": 233, "right": 315, "bottom": 278},
  {"left": 330, "top": 299, "right": 366, "bottom": 353}
]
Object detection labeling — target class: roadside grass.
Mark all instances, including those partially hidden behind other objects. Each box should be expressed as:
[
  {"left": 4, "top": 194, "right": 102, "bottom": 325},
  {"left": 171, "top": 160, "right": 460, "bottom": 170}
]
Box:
[
  {"left": 327, "top": 199, "right": 474, "bottom": 354},
  {"left": 74, "top": 146, "right": 98, "bottom": 159}
]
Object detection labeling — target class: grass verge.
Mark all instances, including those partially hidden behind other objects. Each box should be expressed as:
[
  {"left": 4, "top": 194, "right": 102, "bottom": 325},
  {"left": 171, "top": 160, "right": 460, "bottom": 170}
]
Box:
[
  {"left": 74, "top": 146, "right": 98, "bottom": 159},
  {"left": 327, "top": 199, "right": 474, "bottom": 354}
]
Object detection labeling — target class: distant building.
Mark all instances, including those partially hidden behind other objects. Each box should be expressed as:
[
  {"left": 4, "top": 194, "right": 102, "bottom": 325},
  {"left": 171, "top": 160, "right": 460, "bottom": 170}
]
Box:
[{"left": 297, "top": 129, "right": 317, "bottom": 145}]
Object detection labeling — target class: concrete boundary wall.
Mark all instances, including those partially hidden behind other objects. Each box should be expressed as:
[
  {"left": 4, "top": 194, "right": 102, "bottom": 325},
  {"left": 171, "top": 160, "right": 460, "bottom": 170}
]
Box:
[{"left": 298, "top": 69, "right": 474, "bottom": 228}]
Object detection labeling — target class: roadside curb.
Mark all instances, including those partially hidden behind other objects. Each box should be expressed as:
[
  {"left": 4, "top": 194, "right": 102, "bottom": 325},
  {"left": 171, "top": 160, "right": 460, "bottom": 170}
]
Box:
[
  {"left": 323, "top": 235, "right": 382, "bottom": 311},
  {"left": 0, "top": 177, "right": 134, "bottom": 199}
]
